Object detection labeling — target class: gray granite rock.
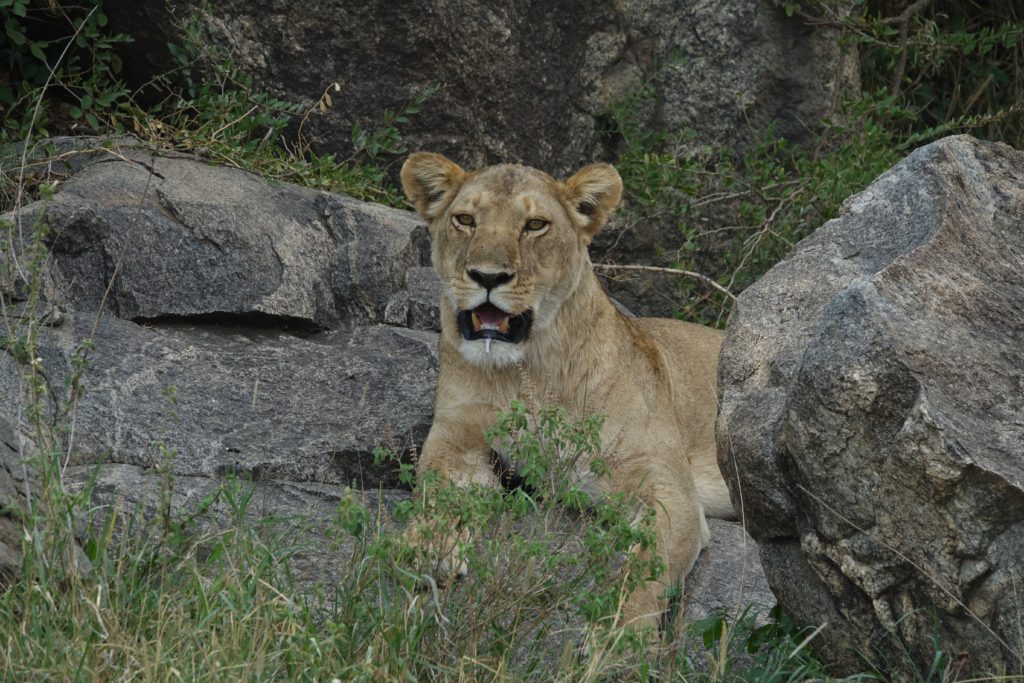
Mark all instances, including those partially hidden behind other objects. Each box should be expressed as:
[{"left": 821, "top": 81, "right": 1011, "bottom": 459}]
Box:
[
  {"left": 100, "top": 0, "right": 856, "bottom": 176},
  {"left": 0, "top": 415, "right": 25, "bottom": 588},
  {"left": 12, "top": 142, "right": 427, "bottom": 328},
  {"left": 684, "top": 518, "right": 774, "bottom": 625},
  {"left": 717, "top": 135, "right": 1024, "bottom": 676},
  {"left": 64, "top": 462, "right": 410, "bottom": 591},
  {"left": 0, "top": 312, "right": 438, "bottom": 489},
  {"left": 385, "top": 266, "right": 443, "bottom": 332}
]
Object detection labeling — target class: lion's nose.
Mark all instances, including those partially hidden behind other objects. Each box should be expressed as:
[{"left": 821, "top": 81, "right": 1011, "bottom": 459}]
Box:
[{"left": 467, "top": 269, "right": 514, "bottom": 290}]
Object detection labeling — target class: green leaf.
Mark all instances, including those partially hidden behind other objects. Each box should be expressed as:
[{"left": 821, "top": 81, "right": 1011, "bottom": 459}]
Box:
[
  {"left": 5, "top": 18, "right": 27, "bottom": 45},
  {"left": 29, "top": 41, "right": 46, "bottom": 62}
]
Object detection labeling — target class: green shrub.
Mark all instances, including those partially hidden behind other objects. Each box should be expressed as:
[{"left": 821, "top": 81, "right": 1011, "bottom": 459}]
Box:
[
  {"left": 858, "top": 0, "right": 1024, "bottom": 148},
  {"left": 0, "top": 0, "right": 131, "bottom": 141}
]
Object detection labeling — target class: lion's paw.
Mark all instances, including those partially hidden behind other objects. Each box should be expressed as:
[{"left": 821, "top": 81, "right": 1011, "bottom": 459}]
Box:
[{"left": 402, "top": 518, "right": 471, "bottom": 586}]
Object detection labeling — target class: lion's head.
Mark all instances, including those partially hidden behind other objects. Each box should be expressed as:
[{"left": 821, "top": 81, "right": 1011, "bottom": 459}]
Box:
[{"left": 401, "top": 153, "right": 623, "bottom": 367}]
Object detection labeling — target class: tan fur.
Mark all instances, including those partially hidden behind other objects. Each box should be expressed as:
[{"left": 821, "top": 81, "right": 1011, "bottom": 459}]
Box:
[{"left": 400, "top": 152, "right": 735, "bottom": 629}]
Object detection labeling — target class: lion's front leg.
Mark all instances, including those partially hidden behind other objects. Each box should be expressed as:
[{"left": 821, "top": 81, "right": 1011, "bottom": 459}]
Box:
[{"left": 404, "top": 403, "right": 500, "bottom": 584}]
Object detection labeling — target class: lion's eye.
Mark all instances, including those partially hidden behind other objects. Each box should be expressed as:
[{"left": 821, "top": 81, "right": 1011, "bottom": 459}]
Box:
[
  {"left": 453, "top": 213, "right": 475, "bottom": 228},
  {"left": 524, "top": 218, "right": 549, "bottom": 233}
]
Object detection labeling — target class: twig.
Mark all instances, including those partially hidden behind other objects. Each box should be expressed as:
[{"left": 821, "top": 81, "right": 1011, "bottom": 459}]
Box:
[
  {"left": 209, "top": 104, "right": 259, "bottom": 140},
  {"left": 887, "top": 0, "right": 935, "bottom": 98},
  {"left": 722, "top": 187, "right": 801, "bottom": 295},
  {"left": 593, "top": 263, "right": 736, "bottom": 302}
]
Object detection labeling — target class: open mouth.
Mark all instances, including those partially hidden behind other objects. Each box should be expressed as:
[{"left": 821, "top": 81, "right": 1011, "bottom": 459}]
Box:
[{"left": 457, "top": 302, "right": 533, "bottom": 344}]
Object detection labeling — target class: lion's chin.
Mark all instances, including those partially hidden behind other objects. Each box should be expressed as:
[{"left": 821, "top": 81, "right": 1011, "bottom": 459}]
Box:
[{"left": 458, "top": 338, "right": 525, "bottom": 368}]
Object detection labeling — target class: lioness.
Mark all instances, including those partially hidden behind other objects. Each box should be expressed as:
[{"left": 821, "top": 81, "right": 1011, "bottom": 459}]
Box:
[{"left": 400, "top": 152, "right": 735, "bottom": 629}]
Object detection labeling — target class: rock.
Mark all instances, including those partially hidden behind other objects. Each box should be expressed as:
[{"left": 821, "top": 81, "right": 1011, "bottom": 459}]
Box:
[
  {"left": 684, "top": 518, "right": 775, "bottom": 625},
  {"left": 0, "top": 312, "right": 438, "bottom": 489},
  {"left": 717, "top": 135, "right": 1024, "bottom": 676},
  {"left": 13, "top": 139, "right": 427, "bottom": 329},
  {"left": 64, "top": 462, "right": 410, "bottom": 591},
  {"left": 634, "top": 0, "right": 858, "bottom": 158},
  {"left": 0, "top": 415, "right": 25, "bottom": 588},
  {"left": 101, "top": 0, "right": 856, "bottom": 176},
  {"left": 1, "top": 140, "right": 442, "bottom": 587},
  {"left": 384, "top": 266, "right": 443, "bottom": 332}
]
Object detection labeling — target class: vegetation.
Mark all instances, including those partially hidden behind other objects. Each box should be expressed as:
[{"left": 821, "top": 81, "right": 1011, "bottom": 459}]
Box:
[
  {"left": 0, "top": 0, "right": 430, "bottom": 207},
  {"left": 1, "top": 0, "right": 1022, "bottom": 680},
  {"left": 604, "top": 0, "right": 1024, "bottom": 325}
]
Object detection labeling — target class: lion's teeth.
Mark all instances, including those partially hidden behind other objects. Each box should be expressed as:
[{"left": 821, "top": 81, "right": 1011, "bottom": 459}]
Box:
[
  {"left": 498, "top": 318, "right": 509, "bottom": 333},
  {"left": 471, "top": 312, "right": 482, "bottom": 331}
]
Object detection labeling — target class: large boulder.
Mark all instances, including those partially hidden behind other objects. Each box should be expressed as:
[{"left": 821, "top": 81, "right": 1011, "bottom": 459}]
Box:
[
  {"left": 101, "top": 0, "right": 856, "bottom": 176},
  {"left": 0, "top": 313, "right": 439, "bottom": 488},
  {"left": 17, "top": 141, "right": 430, "bottom": 329},
  {"left": 717, "top": 135, "right": 1024, "bottom": 676},
  {"left": 3, "top": 138, "right": 440, "bottom": 490}
]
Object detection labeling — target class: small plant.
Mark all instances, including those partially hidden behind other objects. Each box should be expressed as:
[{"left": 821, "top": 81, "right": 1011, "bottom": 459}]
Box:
[
  {"left": 683, "top": 605, "right": 836, "bottom": 682},
  {"left": 853, "top": 0, "right": 1024, "bottom": 149},
  {"left": 0, "top": 0, "right": 131, "bottom": 141},
  {"left": 369, "top": 400, "right": 664, "bottom": 676}
]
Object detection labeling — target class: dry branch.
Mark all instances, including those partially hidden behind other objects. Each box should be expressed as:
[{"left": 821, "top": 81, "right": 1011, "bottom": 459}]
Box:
[
  {"left": 593, "top": 263, "right": 737, "bottom": 301},
  {"left": 887, "top": 0, "right": 935, "bottom": 98}
]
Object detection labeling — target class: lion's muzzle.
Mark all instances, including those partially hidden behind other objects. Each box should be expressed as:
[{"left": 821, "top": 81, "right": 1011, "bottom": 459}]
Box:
[{"left": 457, "top": 302, "right": 533, "bottom": 344}]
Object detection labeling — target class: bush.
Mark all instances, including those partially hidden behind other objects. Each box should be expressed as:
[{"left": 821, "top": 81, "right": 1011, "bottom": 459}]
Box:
[{"left": 0, "top": 0, "right": 131, "bottom": 141}]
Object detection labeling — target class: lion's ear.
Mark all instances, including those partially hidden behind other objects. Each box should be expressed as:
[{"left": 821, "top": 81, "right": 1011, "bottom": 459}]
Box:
[
  {"left": 563, "top": 163, "right": 623, "bottom": 241},
  {"left": 400, "top": 152, "right": 467, "bottom": 220}
]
